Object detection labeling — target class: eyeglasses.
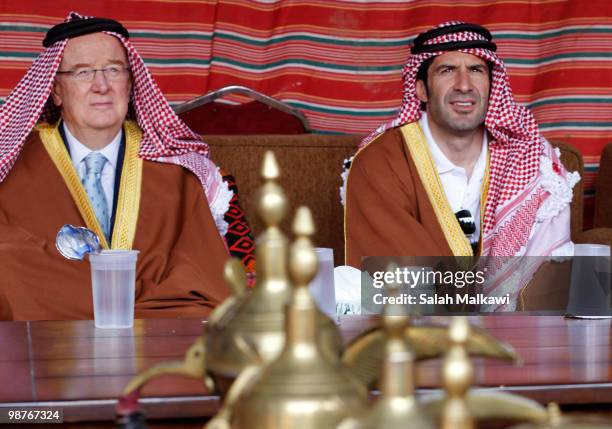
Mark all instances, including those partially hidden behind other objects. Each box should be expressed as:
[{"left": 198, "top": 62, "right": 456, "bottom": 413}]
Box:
[{"left": 56, "top": 66, "right": 130, "bottom": 82}]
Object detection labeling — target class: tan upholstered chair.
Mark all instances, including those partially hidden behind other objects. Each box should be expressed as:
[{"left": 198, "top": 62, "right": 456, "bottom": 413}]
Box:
[
  {"left": 593, "top": 143, "right": 612, "bottom": 229},
  {"left": 207, "top": 134, "right": 359, "bottom": 266},
  {"left": 562, "top": 142, "right": 612, "bottom": 247}
]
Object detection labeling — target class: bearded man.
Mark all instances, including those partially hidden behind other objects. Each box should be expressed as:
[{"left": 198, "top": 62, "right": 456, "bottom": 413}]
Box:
[
  {"left": 344, "top": 22, "right": 579, "bottom": 310},
  {"left": 0, "top": 13, "right": 234, "bottom": 320}
]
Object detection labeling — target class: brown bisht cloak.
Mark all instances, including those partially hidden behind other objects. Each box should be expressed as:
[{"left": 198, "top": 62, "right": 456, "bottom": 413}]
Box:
[
  {"left": 345, "top": 124, "right": 458, "bottom": 268},
  {"left": 0, "top": 123, "right": 230, "bottom": 321}
]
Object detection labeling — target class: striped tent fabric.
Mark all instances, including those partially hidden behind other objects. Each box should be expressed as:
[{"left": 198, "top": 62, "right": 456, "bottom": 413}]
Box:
[{"left": 1, "top": 0, "right": 610, "bottom": 225}]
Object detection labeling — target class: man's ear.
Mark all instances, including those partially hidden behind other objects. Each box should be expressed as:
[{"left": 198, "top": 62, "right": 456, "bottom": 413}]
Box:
[
  {"left": 51, "top": 81, "right": 62, "bottom": 107},
  {"left": 416, "top": 79, "right": 428, "bottom": 103}
]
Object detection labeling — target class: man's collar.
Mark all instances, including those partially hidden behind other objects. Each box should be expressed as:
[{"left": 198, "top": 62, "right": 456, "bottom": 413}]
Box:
[
  {"left": 419, "top": 111, "right": 488, "bottom": 175},
  {"left": 62, "top": 121, "right": 122, "bottom": 169}
]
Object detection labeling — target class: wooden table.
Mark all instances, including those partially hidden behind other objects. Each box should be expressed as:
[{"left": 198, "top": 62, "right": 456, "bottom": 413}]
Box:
[{"left": 0, "top": 316, "right": 611, "bottom": 426}]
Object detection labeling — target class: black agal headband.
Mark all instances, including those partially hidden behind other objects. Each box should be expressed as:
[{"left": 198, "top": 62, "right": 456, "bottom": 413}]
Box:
[
  {"left": 43, "top": 16, "right": 129, "bottom": 47},
  {"left": 411, "top": 23, "right": 497, "bottom": 55}
]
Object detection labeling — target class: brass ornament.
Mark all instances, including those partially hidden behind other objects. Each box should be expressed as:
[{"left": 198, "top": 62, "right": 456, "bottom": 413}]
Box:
[
  {"left": 422, "top": 391, "right": 547, "bottom": 423},
  {"left": 121, "top": 151, "right": 342, "bottom": 403},
  {"left": 205, "top": 151, "right": 341, "bottom": 395},
  {"left": 421, "top": 318, "right": 547, "bottom": 427},
  {"left": 205, "top": 358, "right": 263, "bottom": 429},
  {"left": 342, "top": 317, "right": 519, "bottom": 388},
  {"left": 205, "top": 150, "right": 292, "bottom": 388},
  {"left": 227, "top": 206, "right": 368, "bottom": 429},
  {"left": 337, "top": 272, "right": 434, "bottom": 429},
  {"left": 122, "top": 336, "right": 206, "bottom": 396},
  {"left": 441, "top": 316, "right": 475, "bottom": 429},
  {"left": 121, "top": 257, "right": 248, "bottom": 397},
  {"left": 208, "top": 258, "right": 248, "bottom": 326}
]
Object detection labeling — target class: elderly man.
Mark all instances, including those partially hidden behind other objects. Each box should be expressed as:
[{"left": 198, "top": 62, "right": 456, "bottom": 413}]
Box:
[
  {"left": 344, "top": 22, "right": 579, "bottom": 309},
  {"left": 0, "top": 13, "right": 233, "bottom": 320}
]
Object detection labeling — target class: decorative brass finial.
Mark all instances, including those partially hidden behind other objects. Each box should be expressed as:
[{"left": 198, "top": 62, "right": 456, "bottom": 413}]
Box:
[
  {"left": 205, "top": 151, "right": 340, "bottom": 397},
  {"left": 419, "top": 318, "right": 548, "bottom": 425},
  {"left": 338, "top": 267, "right": 434, "bottom": 429},
  {"left": 548, "top": 403, "right": 563, "bottom": 427},
  {"left": 228, "top": 206, "right": 367, "bottom": 429},
  {"left": 204, "top": 150, "right": 292, "bottom": 394},
  {"left": 379, "top": 272, "right": 414, "bottom": 398},
  {"left": 288, "top": 206, "right": 317, "bottom": 287},
  {"left": 441, "top": 317, "right": 474, "bottom": 429},
  {"left": 224, "top": 258, "right": 247, "bottom": 298},
  {"left": 257, "top": 150, "right": 286, "bottom": 227},
  {"left": 261, "top": 150, "right": 280, "bottom": 179},
  {"left": 293, "top": 205, "right": 316, "bottom": 238},
  {"left": 205, "top": 258, "right": 248, "bottom": 329}
]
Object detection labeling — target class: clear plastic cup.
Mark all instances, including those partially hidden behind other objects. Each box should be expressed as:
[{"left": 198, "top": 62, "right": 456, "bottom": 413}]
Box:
[
  {"left": 88, "top": 250, "right": 139, "bottom": 328},
  {"left": 566, "top": 244, "right": 611, "bottom": 318},
  {"left": 574, "top": 243, "right": 611, "bottom": 257},
  {"left": 309, "top": 248, "right": 336, "bottom": 318}
]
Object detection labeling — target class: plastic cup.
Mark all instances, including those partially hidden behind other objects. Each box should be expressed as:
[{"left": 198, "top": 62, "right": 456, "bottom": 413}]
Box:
[
  {"left": 309, "top": 248, "right": 336, "bottom": 318},
  {"left": 566, "top": 244, "right": 611, "bottom": 318},
  {"left": 89, "top": 250, "right": 139, "bottom": 328},
  {"left": 574, "top": 244, "right": 611, "bottom": 257}
]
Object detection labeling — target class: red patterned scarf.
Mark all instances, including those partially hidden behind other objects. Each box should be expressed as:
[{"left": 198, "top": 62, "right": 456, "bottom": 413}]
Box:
[
  {"left": 360, "top": 21, "right": 577, "bottom": 261},
  {"left": 356, "top": 21, "right": 579, "bottom": 309}
]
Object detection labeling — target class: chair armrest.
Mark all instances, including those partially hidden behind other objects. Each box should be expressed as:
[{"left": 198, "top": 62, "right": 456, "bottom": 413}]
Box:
[{"left": 574, "top": 228, "right": 612, "bottom": 247}]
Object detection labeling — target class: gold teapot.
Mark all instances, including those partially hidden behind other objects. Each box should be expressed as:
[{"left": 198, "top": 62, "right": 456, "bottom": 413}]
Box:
[
  {"left": 342, "top": 314, "right": 520, "bottom": 388},
  {"left": 121, "top": 151, "right": 341, "bottom": 401},
  {"left": 212, "top": 206, "right": 368, "bottom": 429},
  {"left": 204, "top": 152, "right": 342, "bottom": 393},
  {"left": 336, "top": 283, "right": 545, "bottom": 429},
  {"left": 421, "top": 317, "right": 549, "bottom": 428}
]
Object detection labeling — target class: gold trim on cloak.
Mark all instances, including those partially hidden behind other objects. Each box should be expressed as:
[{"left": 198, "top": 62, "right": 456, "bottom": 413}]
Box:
[
  {"left": 399, "top": 121, "right": 489, "bottom": 259},
  {"left": 37, "top": 120, "right": 143, "bottom": 250}
]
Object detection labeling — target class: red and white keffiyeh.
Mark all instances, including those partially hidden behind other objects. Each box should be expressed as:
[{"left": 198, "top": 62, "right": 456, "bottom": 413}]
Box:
[
  {"left": 353, "top": 21, "right": 580, "bottom": 309},
  {"left": 0, "top": 12, "right": 232, "bottom": 235}
]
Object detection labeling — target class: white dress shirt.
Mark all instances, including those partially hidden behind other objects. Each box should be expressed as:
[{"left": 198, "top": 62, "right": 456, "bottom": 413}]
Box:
[
  {"left": 419, "top": 112, "right": 488, "bottom": 242},
  {"left": 63, "top": 122, "right": 122, "bottom": 214}
]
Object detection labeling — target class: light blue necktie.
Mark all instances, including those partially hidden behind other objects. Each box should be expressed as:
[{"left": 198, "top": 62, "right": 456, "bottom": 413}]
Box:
[{"left": 82, "top": 152, "right": 110, "bottom": 243}]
